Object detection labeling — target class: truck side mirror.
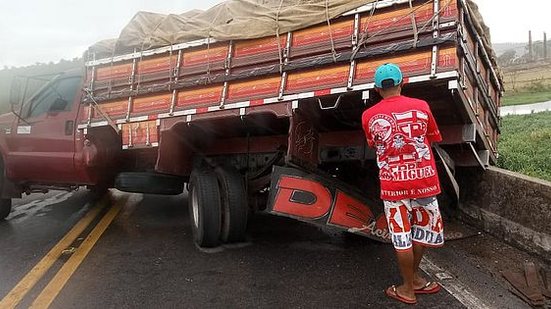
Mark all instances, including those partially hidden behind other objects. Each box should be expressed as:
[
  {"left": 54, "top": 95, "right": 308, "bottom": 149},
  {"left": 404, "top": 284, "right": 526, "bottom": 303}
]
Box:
[{"left": 50, "top": 98, "right": 69, "bottom": 112}]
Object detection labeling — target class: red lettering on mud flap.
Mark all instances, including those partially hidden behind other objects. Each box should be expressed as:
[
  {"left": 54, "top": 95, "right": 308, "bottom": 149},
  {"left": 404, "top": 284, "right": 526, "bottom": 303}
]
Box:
[
  {"left": 327, "top": 191, "right": 389, "bottom": 240},
  {"left": 272, "top": 176, "right": 332, "bottom": 219},
  {"left": 328, "top": 190, "right": 374, "bottom": 229}
]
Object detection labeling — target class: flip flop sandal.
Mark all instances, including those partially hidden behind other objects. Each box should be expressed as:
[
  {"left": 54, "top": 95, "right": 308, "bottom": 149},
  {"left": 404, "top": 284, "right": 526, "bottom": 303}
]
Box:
[
  {"left": 414, "top": 281, "right": 441, "bottom": 294},
  {"left": 385, "top": 285, "right": 417, "bottom": 305}
]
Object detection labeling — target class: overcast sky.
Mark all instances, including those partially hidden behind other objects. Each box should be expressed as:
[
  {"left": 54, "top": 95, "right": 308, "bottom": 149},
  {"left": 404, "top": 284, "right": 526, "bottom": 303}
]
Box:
[{"left": 0, "top": 0, "right": 549, "bottom": 68}]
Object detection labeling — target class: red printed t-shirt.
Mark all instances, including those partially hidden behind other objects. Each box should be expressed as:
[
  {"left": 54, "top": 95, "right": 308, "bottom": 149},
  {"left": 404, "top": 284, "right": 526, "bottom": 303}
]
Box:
[{"left": 361, "top": 95, "right": 442, "bottom": 201}]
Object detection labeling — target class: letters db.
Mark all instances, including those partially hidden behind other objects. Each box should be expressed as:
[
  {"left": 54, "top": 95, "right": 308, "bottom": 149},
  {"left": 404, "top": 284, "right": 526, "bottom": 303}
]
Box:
[{"left": 267, "top": 166, "right": 390, "bottom": 243}]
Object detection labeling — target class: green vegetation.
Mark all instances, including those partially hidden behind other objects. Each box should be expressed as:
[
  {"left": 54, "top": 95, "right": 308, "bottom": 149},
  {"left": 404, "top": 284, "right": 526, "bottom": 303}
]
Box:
[
  {"left": 502, "top": 89, "right": 551, "bottom": 106},
  {"left": 497, "top": 111, "right": 551, "bottom": 182},
  {"left": 501, "top": 61, "right": 551, "bottom": 106}
]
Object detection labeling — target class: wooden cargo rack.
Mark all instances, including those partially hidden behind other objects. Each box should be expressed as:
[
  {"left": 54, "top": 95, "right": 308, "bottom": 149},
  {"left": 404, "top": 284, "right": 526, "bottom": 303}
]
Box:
[{"left": 79, "top": 0, "right": 502, "bottom": 168}]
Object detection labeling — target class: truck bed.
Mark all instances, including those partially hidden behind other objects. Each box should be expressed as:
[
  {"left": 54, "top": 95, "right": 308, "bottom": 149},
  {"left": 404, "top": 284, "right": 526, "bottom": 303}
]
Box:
[{"left": 79, "top": 0, "right": 502, "bottom": 168}]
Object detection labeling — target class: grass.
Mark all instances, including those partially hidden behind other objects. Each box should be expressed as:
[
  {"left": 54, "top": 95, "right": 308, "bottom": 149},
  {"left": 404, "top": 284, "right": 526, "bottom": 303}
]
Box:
[
  {"left": 502, "top": 89, "right": 551, "bottom": 106},
  {"left": 497, "top": 111, "right": 551, "bottom": 182}
]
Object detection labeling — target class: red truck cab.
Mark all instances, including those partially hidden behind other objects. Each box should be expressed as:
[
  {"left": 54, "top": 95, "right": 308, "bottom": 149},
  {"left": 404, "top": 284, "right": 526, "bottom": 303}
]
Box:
[{"left": 0, "top": 70, "right": 122, "bottom": 219}]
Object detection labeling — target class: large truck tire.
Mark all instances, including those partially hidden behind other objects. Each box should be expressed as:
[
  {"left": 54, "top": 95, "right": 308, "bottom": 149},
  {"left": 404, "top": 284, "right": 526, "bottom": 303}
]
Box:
[
  {"left": 188, "top": 169, "right": 222, "bottom": 248},
  {"left": 0, "top": 199, "right": 11, "bottom": 220},
  {"left": 115, "top": 172, "right": 184, "bottom": 195},
  {"left": 215, "top": 167, "right": 248, "bottom": 243}
]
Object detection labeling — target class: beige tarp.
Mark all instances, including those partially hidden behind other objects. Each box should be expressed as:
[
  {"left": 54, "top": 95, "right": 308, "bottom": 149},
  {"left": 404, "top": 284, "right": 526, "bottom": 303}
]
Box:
[
  {"left": 89, "top": 0, "right": 377, "bottom": 56},
  {"left": 88, "top": 0, "right": 498, "bottom": 79}
]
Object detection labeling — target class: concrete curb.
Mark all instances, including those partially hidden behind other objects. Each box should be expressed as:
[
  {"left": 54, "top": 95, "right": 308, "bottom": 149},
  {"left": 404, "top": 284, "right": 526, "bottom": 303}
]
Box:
[{"left": 456, "top": 166, "right": 551, "bottom": 262}]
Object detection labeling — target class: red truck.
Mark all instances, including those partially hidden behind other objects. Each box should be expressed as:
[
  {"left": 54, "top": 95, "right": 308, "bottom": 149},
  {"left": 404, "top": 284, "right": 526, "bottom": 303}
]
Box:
[{"left": 0, "top": 0, "right": 501, "bottom": 248}]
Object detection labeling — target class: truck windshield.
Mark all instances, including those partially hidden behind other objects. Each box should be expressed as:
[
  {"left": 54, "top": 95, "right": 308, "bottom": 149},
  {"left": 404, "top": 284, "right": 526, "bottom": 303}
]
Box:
[{"left": 25, "top": 77, "right": 81, "bottom": 118}]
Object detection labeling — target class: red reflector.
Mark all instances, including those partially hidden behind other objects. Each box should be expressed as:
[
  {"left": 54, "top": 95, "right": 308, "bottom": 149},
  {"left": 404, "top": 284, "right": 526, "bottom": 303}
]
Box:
[{"left": 314, "top": 89, "right": 331, "bottom": 96}]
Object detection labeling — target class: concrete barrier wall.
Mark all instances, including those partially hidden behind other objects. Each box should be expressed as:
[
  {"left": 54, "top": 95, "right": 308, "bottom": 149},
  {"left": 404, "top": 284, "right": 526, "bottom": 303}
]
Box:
[{"left": 457, "top": 166, "right": 551, "bottom": 261}]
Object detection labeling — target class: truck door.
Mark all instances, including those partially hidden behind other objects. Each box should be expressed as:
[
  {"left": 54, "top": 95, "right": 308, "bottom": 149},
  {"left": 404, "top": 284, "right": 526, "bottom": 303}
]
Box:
[{"left": 5, "top": 74, "right": 83, "bottom": 184}]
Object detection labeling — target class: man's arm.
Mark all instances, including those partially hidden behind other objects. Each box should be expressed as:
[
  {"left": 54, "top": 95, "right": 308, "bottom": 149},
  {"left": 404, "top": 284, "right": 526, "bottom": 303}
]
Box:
[{"left": 361, "top": 111, "right": 374, "bottom": 147}]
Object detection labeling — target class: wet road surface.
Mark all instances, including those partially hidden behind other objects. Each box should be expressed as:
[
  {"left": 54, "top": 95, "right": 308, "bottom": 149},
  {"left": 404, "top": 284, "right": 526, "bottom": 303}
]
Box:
[{"left": 0, "top": 190, "right": 535, "bottom": 308}]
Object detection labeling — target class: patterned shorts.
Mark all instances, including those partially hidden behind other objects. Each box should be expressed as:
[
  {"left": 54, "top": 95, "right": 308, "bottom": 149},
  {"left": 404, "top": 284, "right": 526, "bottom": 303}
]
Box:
[{"left": 383, "top": 197, "right": 444, "bottom": 251}]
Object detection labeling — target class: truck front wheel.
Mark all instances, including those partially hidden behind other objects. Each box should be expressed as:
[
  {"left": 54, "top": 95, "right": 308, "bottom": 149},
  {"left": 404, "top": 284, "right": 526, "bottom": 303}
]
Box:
[
  {"left": 0, "top": 199, "right": 11, "bottom": 220},
  {"left": 215, "top": 167, "right": 248, "bottom": 243},
  {"left": 188, "top": 169, "right": 222, "bottom": 248}
]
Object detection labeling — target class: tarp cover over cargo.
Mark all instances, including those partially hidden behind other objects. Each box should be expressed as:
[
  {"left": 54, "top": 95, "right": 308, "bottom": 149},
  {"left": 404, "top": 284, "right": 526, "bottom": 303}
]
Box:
[{"left": 88, "top": 0, "right": 496, "bottom": 65}]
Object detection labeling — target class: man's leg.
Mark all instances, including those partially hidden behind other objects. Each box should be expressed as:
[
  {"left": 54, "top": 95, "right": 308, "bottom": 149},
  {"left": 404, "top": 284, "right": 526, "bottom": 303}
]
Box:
[
  {"left": 394, "top": 249, "right": 416, "bottom": 299},
  {"left": 413, "top": 243, "right": 429, "bottom": 288},
  {"left": 384, "top": 200, "right": 416, "bottom": 301},
  {"left": 410, "top": 197, "right": 445, "bottom": 291}
]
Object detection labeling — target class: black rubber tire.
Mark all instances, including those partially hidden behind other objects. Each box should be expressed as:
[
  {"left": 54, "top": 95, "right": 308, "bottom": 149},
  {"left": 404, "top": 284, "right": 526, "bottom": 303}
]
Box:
[
  {"left": 215, "top": 167, "right": 248, "bottom": 243},
  {"left": 87, "top": 184, "right": 109, "bottom": 201},
  {"left": 0, "top": 199, "right": 11, "bottom": 220},
  {"left": 115, "top": 172, "right": 184, "bottom": 195},
  {"left": 188, "top": 169, "right": 222, "bottom": 248}
]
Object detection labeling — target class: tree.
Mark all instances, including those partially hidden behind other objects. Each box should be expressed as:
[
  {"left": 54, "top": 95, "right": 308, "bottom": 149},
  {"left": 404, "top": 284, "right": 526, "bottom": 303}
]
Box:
[{"left": 498, "top": 49, "right": 516, "bottom": 66}]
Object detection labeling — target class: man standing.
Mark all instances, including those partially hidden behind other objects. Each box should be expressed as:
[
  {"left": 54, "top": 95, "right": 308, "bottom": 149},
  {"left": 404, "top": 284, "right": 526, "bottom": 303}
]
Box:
[{"left": 361, "top": 63, "right": 444, "bottom": 305}]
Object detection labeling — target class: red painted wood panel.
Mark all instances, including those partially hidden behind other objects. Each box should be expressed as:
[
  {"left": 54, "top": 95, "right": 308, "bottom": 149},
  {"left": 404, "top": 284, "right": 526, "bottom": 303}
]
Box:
[
  {"left": 286, "top": 65, "right": 349, "bottom": 93},
  {"left": 132, "top": 94, "right": 172, "bottom": 114},
  {"left": 292, "top": 18, "right": 354, "bottom": 47},
  {"left": 177, "top": 85, "right": 223, "bottom": 108},
  {"left": 227, "top": 76, "right": 280, "bottom": 102}
]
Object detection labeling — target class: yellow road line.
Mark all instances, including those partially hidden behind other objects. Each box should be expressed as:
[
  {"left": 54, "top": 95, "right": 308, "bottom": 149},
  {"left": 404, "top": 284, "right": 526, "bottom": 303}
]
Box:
[
  {"left": 0, "top": 197, "right": 109, "bottom": 309},
  {"left": 29, "top": 199, "right": 123, "bottom": 309}
]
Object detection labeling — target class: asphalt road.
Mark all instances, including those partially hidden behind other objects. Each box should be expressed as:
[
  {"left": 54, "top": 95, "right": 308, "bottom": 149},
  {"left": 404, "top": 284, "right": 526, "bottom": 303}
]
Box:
[{"left": 0, "top": 190, "right": 534, "bottom": 308}]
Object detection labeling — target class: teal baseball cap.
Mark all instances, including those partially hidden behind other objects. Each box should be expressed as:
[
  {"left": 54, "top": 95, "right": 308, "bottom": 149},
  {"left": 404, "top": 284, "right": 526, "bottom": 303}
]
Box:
[{"left": 374, "top": 63, "right": 403, "bottom": 88}]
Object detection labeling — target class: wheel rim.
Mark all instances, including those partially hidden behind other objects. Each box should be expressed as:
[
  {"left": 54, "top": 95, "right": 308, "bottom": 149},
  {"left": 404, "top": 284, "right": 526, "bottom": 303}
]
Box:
[{"left": 191, "top": 187, "right": 199, "bottom": 228}]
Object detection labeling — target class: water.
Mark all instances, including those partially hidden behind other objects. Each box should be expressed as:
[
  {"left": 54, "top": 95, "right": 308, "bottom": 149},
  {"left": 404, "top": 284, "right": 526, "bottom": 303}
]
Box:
[{"left": 500, "top": 101, "right": 551, "bottom": 116}]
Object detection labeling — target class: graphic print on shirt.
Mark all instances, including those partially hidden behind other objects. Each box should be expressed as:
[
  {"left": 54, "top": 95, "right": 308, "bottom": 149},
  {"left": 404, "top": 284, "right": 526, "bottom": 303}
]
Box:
[{"left": 368, "top": 110, "right": 436, "bottom": 183}]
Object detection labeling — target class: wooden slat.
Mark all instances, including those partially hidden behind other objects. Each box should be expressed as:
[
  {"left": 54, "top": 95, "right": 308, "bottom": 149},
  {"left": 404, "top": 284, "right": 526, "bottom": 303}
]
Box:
[
  {"left": 359, "top": 0, "right": 433, "bottom": 34},
  {"left": 132, "top": 94, "right": 172, "bottom": 114},
  {"left": 354, "top": 47, "right": 457, "bottom": 83},
  {"left": 177, "top": 85, "right": 223, "bottom": 108},
  {"left": 286, "top": 65, "right": 349, "bottom": 93},
  {"left": 182, "top": 44, "right": 228, "bottom": 67},
  {"left": 234, "top": 36, "right": 286, "bottom": 58},
  {"left": 292, "top": 18, "right": 354, "bottom": 48},
  {"left": 227, "top": 75, "right": 281, "bottom": 102},
  {"left": 96, "top": 63, "right": 132, "bottom": 81},
  {"left": 137, "top": 56, "right": 178, "bottom": 75},
  {"left": 93, "top": 100, "right": 127, "bottom": 119},
  {"left": 121, "top": 120, "right": 158, "bottom": 147}
]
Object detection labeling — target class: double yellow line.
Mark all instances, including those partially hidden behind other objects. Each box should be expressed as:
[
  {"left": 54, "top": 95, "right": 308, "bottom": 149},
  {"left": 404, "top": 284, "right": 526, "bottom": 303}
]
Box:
[{"left": 0, "top": 194, "right": 123, "bottom": 309}]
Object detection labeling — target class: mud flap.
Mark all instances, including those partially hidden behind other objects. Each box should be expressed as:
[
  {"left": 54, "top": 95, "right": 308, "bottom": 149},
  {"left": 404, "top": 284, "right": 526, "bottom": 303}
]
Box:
[{"left": 267, "top": 166, "right": 390, "bottom": 243}]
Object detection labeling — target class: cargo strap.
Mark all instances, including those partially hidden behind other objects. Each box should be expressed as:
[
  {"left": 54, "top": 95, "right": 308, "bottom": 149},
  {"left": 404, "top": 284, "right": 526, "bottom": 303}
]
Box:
[
  {"left": 275, "top": 0, "right": 285, "bottom": 74},
  {"left": 409, "top": 0, "right": 419, "bottom": 48},
  {"left": 325, "top": 0, "right": 338, "bottom": 63}
]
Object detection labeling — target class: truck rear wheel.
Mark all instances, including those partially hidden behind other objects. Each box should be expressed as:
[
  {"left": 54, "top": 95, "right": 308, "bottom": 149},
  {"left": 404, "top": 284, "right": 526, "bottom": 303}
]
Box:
[
  {"left": 0, "top": 199, "right": 11, "bottom": 220},
  {"left": 188, "top": 169, "right": 222, "bottom": 248},
  {"left": 215, "top": 167, "right": 248, "bottom": 243}
]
